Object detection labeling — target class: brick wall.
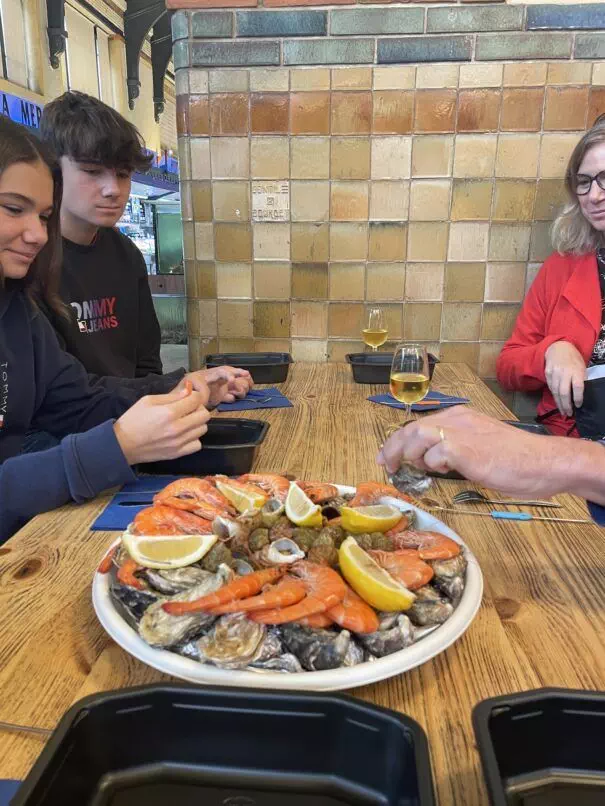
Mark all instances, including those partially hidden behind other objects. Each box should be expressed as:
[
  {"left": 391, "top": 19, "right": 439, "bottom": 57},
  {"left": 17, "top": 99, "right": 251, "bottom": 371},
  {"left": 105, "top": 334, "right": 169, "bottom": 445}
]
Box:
[{"left": 172, "top": 2, "right": 605, "bottom": 412}]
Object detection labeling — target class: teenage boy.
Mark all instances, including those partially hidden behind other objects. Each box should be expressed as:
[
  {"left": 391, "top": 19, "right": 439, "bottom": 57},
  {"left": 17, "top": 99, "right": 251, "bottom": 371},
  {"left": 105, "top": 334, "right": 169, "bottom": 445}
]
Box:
[{"left": 38, "top": 91, "right": 251, "bottom": 403}]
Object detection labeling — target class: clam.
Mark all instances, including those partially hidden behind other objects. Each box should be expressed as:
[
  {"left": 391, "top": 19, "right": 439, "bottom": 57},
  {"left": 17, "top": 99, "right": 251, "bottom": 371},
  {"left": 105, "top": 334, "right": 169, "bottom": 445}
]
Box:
[
  {"left": 138, "top": 564, "right": 233, "bottom": 648},
  {"left": 254, "top": 537, "right": 305, "bottom": 567}
]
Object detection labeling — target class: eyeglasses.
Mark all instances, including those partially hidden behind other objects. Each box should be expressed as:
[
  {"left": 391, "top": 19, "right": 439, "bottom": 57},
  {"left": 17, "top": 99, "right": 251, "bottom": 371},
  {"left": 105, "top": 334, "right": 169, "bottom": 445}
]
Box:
[{"left": 575, "top": 171, "right": 605, "bottom": 196}]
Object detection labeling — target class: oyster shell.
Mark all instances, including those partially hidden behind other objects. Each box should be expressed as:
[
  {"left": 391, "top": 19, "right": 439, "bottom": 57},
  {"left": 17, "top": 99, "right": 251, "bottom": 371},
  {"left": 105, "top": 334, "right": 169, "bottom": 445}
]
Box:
[
  {"left": 408, "top": 585, "right": 453, "bottom": 626},
  {"left": 359, "top": 614, "right": 415, "bottom": 657},
  {"left": 143, "top": 567, "right": 211, "bottom": 596},
  {"left": 280, "top": 624, "right": 351, "bottom": 672},
  {"left": 250, "top": 654, "right": 303, "bottom": 674},
  {"left": 390, "top": 462, "right": 432, "bottom": 497},
  {"left": 196, "top": 614, "right": 267, "bottom": 670},
  {"left": 138, "top": 564, "right": 233, "bottom": 648},
  {"left": 111, "top": 584, "right": 159, "bottom": 625},
  {"left": 430, "top": 555, "right": 467, "bottom": 606}
]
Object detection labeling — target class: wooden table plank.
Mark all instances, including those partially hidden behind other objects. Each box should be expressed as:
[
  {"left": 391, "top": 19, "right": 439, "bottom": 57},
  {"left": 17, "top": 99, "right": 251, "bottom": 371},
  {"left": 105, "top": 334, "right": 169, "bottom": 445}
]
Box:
[{"left": 1, "top": 362, "right": 604, "bottom": 805}]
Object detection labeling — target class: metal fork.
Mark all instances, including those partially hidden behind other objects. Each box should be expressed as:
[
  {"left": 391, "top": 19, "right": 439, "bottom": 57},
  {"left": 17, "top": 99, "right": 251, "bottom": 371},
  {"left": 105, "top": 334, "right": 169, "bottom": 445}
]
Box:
[{"left": 452, "top": 489, "right": 562, "bottom": 508}]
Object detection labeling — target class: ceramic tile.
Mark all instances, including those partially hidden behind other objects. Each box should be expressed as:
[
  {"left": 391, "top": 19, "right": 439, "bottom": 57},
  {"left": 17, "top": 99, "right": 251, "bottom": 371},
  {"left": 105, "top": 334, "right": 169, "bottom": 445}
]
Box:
[
  {"left": 330, "top": 181, "right": 369, "bottom": 221},
  {"left": 291, "top": 68, "right": 330, "bottom": 91},
  {"left": 441, "top": 302, "right": 482, "bottom": 341},
  {"left": 329, "top": 223, "right": 369, "bottom": 261},
  {"left": 290, "top": 92, "right": 330, "bottom": 134},
  {"left": 209, "top": 70, "right": 249, "bottom": 93},
  {"left": 195, "top": 222, "right": 214, "bottom": 260},
  {"left": 405, "top": 262, "right": 444, "bottom": 301},
  {"left": 368, "top": 223, "right": 407, "bottom": 262},
  {"left": 212, "top": 181, "right": 250, "bottom": 222},
  {"left": 478, "top": 341, "right": 505, "bottom": 379},
  {"left": 291, "top": 339, "right": 328, "bottom": 362},
  {"left": 496, "top": 134, "right": 540, "bottom": 178},
  {"left": 250, "top": 137, "right": 289, "bottom": 179},
  {"left": 327, "top": 340, "right": 365, "bottom": 363},
  {"left": 209, "top": 93, "right": 248, "bottom": 135},
  {"left": 190, "top": 137, "right": 211, "bottom": 180},
  {"left": 416, "top": 64, "right": 459, "bottom": 90},
  {"left": 291, "top": 223, "right": 330, "bottom": 262},
  {"left": 253, "top": 222, "right": 291, "bottom": 260},
  {"left": 543, "top": 86, "right": 589, "bottom": 131},
  {"left": 253, "top": 261, "right": 291, "bottom": 299},
  {"left": 189, "top": 95, "right": 210, "bottom": 136},
  {"left": 216, "top": 262, "right": 253, "bottom": 298},
  {"left": 492, "top": 180, "right": 536, "bottom": 222},
  {"left": 439, "top": 341, "right": 479, "bottom": 372},
  {"left": 329, "top": 262, "right": 365, "bottom": 300},
  {"left": 250, "top": 69, "right": 290, "bottom": 92},
  {"left": 291, "top": 301, "right": 328, "bottom": 337},
  {"left": 414, "top": 90, "right": 457, "bottom": 133},
  {"left": 459, "top": 63, "right": 503, "bottom": 89},
  {"left": 503, "top": 62, "right": 547, "bottom": 87},
  {"left": 372, "top": 91, "right": 414, "bottom": 134},
  {"left": 332, "top": 67, "right": 372, "bottom": 90},
  {"left": 215, "top": 223, "right": 252, "bottom": 261},
  {"left": 366, "top": 262, "right": 406, "bottom": 301},
  {"left": 447, "top": 222, "right": 489, "bottom": 261},
  {"left": 457, "top": 89, "right": 501, "bottom": 132},
  {"left": 453, "top": 135, "right": 498, "bottom": 178},
  {"left": 211, "top": 137, "right": 250, "bottom": 179},
  {"left": 444, "top": 262, "right": 486, "bottom": 302},
  {"left": 291, "top": 181, "right": 330, "bottom": 221},
  {"left": 373, "top": 66, "right": 416, "bottom": 90},
  {"left": 217, "top": 300, "right": 253, "bottom": 339},
  {"left": 534, "top": 178, "right": 567, "bottom": 221},
  {"left": 371, "top": 136, "right": 412, "bottom": 180},
  {"left": 500, "top": 88, "right": 544, "bottom": 131},
  {"left": 370, "top": 181, "right": 409, "bottom": 221},
  {"left": 251, "top": 93, "right": 290, "bottom": 133},
  {"left": 331, "top": 137, "right": 371, "bottom": 180},
  {"left": 331, "top": 92, "right": 372, "bottom": 134},
  {"left": 189, "top": 69, "right": 208, "bottom": 94},
  {"left": 291, "top": 137, "right": 330, "bottom": 179},
  {"left": 409, "top": 180, "right": 451, "bottom": 221},
  {"left": 411, "top": 135, "right": 454, "bottom": 178},
  {"left": 451, "top": 180, "right": 493, "bottom": 221},
  {"left": 485, "top": 262, "right": 526, "bottom": 302},
  {"left": 540, "top": 133, "right": 582, "bottom": 178},
  {"left": 197, "top": 261, "right": 218, "bottom": 299},
  {"left": 253, "top": 301, "right": 290, "bottom": 338},
  {"left": 407, "top": 222, "right": 449, "bottom": 262},
  {"left": 328, "top": 302, "right": 365, "bottom": 338},
  {"left": 481, "top": 303, "right": 521, "bottom": 340},
  {"left": 191, "top": 181, "right": 213, "bottom": 222},
  {"left": 291, "top": 262, "right": 329, "bottom": 298},
  {"left": 488, "top": 224, "right": 531, "bottom": 261},
  {"left": 403, "top": 303, "right": 442, "bottom": 341},
  {"left": 198, "top": 300, "right": 219, "bottom": 338}
]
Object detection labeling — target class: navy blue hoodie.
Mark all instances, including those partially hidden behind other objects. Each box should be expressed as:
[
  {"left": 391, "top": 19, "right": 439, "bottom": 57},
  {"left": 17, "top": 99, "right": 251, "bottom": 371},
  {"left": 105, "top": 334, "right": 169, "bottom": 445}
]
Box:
[{"left": 0, "top": 283, "right": 136, "bottom": 542}]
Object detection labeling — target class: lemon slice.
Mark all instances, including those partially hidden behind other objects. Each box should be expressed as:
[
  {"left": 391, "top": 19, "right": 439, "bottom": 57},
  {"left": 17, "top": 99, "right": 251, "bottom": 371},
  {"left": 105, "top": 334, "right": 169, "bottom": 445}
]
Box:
[
  {"left": 338, "top": 537, "right": 415, "bottom": 611},
  {"left": 285, "top": 482, "right": 323, "bottom": 527},
  {"left": 122, "top": 533, "right": 217, "bottom": 569},
  {"left": 340, "top": 505, "right": 403, "bottom": 534},
  {"left": 216, "top": 479, "right": 267, "bottom": 513}
]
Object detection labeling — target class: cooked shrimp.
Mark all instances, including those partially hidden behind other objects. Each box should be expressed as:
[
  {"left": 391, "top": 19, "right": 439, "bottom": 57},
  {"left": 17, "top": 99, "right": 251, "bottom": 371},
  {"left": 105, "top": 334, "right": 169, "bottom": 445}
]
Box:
[
  {"left": 368, "top": 549, "right": 434, "bottom": 591},
  {"left": 161, "top": 568, "right": 283, "bottom": 615},
  {"left": 154, "top": 478, "right": 235, "bottom": 520},
  {"left": 385, "top": 512, "right": 415, "bottom": 537},
  {"left": 116, "top": 557, "right": 144, "bottom": 590},
  {"left": 390, "top": 530, "right": 461, "bottom": 561},
  {"left": 97, "top": 545, "right": 117, "bottom": 574},
  {"left": 239, "top": 473, "right": 290, "bottom": 503},
  {"left": 131, "top": 505, "right": 212, "bottom": 536},
  {"left": 296, "top": 481, "right": 339, "bottom": 504},
  {"left": 349, "top": 481, "right": 414, "bottom": 507},
  {"left": 326, "top": 584, "right": 379, "bottom": 634},
  {"left": 209, "top": 577, "right": 306, "bottom": 614},
  {"left": 295, "top": 613, "right": 334, "bottom": 628},
  {"left": 250, "top": 562, "right": 346, "bottom": 624}
]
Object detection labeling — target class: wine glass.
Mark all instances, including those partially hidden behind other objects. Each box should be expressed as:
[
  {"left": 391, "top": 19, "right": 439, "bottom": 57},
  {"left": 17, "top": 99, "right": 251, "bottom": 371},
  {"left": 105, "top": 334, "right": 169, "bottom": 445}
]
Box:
[
  {"left": 389, "top": 343, "right": 430, "bottom": 422},
  {"left": 362, "top": 308, "right": 388, "bottom": 352}
]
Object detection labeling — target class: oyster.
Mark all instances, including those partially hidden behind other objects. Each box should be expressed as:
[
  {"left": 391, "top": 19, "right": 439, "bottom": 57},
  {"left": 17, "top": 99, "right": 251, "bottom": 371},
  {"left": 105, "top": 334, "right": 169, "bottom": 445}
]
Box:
[
  {"left": 408, "top": 585, "right": 453, "bottom": 626},
  {"left": 254, "top": 537, "right": 305, "bottom": 567},
  {"left": 359, "top": 614, "right": 415, "bottom": 657},
  {"left": 342, "top": 638, "right": 365, "bottom": 667},
  {"left": 138, "top": 564, "right": 233, "bottom": 648},
  {"left": 280, "top": 624, "right": 351, "bottom": 672},
  {"left": 390, "top": 463, "right": 432, "bottom": 497},
  {"left": 430, "top": 555, "right": 467, "bottom": 606},
  {"left": 196, "top": 614, "right": 268, "bottom": 670},
  {"left": 250, "top": 654, "right": 304, "bottom": 674},
  {"left": 143, "top": 567, "right": 211, "bottom": 596},
  {"left": 111, "top": 584, "right": 159, "bottom": 625}
]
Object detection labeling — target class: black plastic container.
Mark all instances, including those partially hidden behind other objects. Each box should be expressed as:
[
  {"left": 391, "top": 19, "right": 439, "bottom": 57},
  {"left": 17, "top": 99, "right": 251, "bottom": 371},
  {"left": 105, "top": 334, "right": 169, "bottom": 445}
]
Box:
[
  {"left": 206, "top": 353, "right": 293, "bottom": 384},
  {"left": 13, "top": 684, "right": 436, "bottom": 806},
  {"left": 473, "top": 688, "right": 605, "bottom": 806},
  {"left": 137, "top": 418, "right": 269, "bottom": 477},
  {"left": 346, "top": 353, "right": 438, "bottom": 384}
]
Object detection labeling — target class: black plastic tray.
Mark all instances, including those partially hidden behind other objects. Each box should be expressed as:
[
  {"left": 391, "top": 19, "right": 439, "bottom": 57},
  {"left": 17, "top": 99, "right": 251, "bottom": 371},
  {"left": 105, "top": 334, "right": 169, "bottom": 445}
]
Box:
[
  {"left": 346, "top": 353, "right": 438, "bottom": 384},
  {"left": 137, "top": 418, "right": 269, "bottom": 477},
  {"left": 206, "top": 353, "right": 293, "bottom": 384},
  {"left": 13, "top": 684, "right": 436, "bottom": 806},
  {"left": 473, "top": 688, "right": 605, "bottom": 806}
]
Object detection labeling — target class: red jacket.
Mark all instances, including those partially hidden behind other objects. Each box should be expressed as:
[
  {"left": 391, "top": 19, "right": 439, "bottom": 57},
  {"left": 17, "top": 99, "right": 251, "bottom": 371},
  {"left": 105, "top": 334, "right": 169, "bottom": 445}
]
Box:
[{"left": 496, "top": 251, "right": 600, "bottom": 436}]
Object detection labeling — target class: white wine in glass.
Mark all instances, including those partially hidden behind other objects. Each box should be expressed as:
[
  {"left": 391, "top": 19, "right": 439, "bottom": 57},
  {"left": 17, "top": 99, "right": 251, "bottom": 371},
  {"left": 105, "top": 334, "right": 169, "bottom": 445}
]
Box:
[
  {"left": 362, "top": 308, "right": 388, "bottom": 351},
  {"left": 390, "top": 344, "right": 430, "bottom": 420}
]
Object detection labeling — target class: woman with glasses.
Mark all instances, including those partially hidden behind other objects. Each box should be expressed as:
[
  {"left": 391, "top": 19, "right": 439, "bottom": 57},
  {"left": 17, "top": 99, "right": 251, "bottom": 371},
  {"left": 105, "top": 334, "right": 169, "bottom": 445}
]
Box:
[{"left": 497, "top": 119, "right": 605, "bottom": 436}]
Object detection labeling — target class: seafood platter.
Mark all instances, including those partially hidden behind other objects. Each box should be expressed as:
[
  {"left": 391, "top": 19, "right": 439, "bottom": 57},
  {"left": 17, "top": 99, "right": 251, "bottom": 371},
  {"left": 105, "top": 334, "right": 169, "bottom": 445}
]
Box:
[{"left": 93, "top": 474, "right": 483, "bottom": 691}]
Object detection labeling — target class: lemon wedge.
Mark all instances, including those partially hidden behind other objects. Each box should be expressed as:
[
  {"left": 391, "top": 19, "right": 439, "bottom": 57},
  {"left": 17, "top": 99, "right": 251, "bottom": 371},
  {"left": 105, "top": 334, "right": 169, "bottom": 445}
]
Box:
[
  {"left": 122, "top": 533, "right": 217, "bottom": 569},
  {"left": 338, "top": 537, "right": 415, "bottom": 611},
  {"left": 216, "top": 479, "right": 267, "bottom": 513},
  {"left": 285, "top": 482, "right": 323, "bottom": 527},
  {"left": 340, "top": 505, "right": 403, "bottom": 534}
]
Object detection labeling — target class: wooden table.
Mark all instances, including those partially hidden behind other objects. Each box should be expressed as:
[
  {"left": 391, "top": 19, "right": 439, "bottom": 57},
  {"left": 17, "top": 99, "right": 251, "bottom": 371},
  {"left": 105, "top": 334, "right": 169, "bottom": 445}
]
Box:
[{"left": 1, "top": 362, "right": 604, "bottom": 804}]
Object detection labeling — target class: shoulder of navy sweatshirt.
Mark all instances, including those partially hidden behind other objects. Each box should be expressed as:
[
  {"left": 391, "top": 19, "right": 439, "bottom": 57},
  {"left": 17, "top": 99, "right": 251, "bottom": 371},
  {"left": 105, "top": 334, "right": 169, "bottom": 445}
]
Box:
[
  {"left": 0, "top": 285, "right": 135, "bottom": 543},
  {"left": 46, "top": 228, "right": 170, "bottom": 380}
]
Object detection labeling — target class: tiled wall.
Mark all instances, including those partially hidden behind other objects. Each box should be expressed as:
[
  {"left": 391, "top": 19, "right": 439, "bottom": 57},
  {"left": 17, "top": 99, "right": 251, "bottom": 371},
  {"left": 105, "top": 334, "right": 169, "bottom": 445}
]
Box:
[{"left": 173, "top": 4, "right": 605, "bottom": 411}]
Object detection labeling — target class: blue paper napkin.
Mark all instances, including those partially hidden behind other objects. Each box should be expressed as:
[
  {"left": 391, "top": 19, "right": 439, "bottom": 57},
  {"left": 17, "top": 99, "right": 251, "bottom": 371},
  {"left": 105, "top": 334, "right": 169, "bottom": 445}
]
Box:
[
  {"left": 217, "top": 387, "right": 292, "bottom": 412},
  {"left": 0, "top": 780, "right": 20, "bottom": 804},
  {"left": 368, "top": 390, "right": 469, "bottom": 411},
  {"left": 91, "top": 476, "right": 181, "bottom": 531},
  {"left": 588, "top": 501, "right": 605, "bottom": 526}
]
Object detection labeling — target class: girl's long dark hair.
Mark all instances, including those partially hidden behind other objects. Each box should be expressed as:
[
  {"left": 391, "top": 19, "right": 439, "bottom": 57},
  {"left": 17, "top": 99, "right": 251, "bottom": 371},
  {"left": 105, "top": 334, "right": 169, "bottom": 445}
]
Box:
[{"left": 0, "top": 116, "right": 65, "bottom": 316}]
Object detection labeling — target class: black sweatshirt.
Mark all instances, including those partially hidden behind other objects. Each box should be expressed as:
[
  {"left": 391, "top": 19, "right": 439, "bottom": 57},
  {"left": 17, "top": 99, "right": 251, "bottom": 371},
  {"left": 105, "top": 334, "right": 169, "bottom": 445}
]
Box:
[
  {"left": 42, "top": 228, "right": 184, "bottom": 396},
  {"left": 0, "top": 283, "right": 136, "bottom": 542}
]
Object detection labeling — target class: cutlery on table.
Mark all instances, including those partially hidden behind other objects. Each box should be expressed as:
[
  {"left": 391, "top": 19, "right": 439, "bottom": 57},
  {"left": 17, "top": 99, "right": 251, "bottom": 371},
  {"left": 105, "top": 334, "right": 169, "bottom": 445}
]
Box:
[
  {"left": 0, "top": 719, "right": 52, "bottom": 738},
  {"left": 420, "top": 499, "right": 592, "bottom": 525},
  {"left": 452, "top": 490, "right": 562, "bottom": 508}
]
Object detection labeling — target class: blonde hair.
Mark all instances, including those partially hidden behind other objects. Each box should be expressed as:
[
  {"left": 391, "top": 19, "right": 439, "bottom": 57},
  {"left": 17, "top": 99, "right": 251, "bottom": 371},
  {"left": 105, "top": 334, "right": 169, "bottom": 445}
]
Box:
[{"left": 551, "top": 121, "right": 605, "bottom": 255}]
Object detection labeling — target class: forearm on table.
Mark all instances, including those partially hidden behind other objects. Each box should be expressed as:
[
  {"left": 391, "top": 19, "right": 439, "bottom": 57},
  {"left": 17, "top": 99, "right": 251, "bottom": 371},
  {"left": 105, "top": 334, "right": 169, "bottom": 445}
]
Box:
[{"left": 561, "top": 439, "right": 605, "bottom": 506}]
